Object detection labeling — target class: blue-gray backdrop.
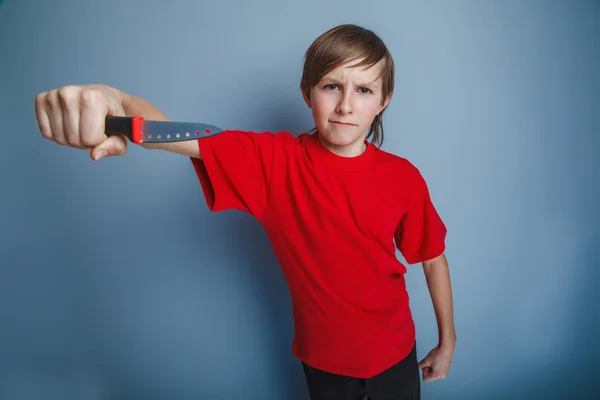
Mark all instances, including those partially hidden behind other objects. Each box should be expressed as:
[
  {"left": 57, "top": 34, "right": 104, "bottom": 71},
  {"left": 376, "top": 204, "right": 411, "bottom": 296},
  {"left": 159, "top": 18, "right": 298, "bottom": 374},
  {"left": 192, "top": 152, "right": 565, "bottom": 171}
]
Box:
[{"left": 1, "top": 0, "right": 599, "bottom": 399}]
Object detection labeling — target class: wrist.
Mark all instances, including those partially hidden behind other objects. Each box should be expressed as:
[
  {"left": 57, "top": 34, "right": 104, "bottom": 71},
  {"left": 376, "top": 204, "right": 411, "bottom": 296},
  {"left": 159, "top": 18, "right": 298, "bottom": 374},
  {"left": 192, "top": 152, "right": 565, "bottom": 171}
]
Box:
[{"left": 439, "top": 331, "right": 457, "bottom": 349}]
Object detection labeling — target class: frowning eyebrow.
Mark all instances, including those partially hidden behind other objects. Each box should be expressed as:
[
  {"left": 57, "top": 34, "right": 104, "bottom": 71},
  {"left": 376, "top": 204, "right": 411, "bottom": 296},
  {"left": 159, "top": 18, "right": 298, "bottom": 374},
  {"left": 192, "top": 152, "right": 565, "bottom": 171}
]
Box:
[{"left": 322, "top": 77, "right": 379, "bottom": 88}]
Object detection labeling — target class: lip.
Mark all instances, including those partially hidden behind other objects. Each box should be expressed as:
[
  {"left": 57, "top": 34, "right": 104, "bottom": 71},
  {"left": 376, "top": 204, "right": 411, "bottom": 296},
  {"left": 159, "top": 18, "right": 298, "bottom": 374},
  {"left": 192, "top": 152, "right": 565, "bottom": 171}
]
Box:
[{"left": 330, "top": 121, "right": 357, "bottom": 127}]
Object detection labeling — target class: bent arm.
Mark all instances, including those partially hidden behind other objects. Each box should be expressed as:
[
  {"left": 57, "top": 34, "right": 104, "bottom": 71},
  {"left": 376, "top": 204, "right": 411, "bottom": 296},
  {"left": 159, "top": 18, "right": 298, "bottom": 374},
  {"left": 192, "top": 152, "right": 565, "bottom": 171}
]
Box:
[
  {"left": 422, "top": 253, "right": 457, "bottom": 349},
  {"left": 119, "top": 90, "right": 202, "bottom": 159}
]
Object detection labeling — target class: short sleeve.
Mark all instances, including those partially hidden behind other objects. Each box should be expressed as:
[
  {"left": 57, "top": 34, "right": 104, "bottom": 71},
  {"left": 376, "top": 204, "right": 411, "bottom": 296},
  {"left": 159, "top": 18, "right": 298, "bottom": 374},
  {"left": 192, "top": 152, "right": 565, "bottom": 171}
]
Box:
[
  {"left": 394, "top": 170, "right": 447, "bottom": 264},
  {"left": 189, "top": 130, "right": 275, "bottom": 219}
]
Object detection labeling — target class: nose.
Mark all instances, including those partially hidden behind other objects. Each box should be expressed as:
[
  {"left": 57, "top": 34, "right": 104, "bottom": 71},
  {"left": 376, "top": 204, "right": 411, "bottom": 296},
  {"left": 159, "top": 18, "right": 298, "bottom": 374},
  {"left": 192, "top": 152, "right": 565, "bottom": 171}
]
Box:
[{"left": 336, "top": 91, "right": 353, "bottom": 114}]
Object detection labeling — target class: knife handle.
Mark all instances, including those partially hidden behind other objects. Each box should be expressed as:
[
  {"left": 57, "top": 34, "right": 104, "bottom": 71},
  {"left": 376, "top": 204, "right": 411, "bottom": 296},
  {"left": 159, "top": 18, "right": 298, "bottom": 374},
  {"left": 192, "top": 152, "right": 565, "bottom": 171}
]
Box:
[{"left": 105, "top": 115, "right": 144, "bottom": 144}]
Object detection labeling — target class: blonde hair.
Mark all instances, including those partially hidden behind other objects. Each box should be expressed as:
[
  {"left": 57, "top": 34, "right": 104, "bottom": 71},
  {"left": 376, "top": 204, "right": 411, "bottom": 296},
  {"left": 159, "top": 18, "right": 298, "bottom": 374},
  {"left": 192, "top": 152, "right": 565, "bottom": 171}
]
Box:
[{"left": 300, "top": 24, "right": 395, "bottom": 147}]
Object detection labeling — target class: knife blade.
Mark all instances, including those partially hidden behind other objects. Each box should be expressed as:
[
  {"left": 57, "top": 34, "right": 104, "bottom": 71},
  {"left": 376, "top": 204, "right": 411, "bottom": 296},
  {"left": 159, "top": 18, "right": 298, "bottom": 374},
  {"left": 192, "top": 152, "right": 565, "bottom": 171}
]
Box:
[{"left": 104, "top": 115, "right": 225, "bottom": 144}]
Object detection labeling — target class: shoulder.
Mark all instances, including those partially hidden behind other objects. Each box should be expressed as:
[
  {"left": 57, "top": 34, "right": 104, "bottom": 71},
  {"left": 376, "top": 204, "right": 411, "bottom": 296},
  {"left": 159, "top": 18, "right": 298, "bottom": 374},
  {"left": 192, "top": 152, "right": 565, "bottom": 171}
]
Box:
[
  {"left": 205, "top": 130, "right": 298, "bottom": 155},
  {"left": 372, "top": 147, "right": 425, "bottom": 184}
]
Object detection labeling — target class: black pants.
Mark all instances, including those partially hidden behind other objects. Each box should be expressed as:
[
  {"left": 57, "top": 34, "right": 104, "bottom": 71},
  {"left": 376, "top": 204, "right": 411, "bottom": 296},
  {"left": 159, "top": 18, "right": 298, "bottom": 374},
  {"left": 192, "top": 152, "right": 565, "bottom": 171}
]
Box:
[{"left": 302, "top": 344, "right": 420, "bottom": 400}]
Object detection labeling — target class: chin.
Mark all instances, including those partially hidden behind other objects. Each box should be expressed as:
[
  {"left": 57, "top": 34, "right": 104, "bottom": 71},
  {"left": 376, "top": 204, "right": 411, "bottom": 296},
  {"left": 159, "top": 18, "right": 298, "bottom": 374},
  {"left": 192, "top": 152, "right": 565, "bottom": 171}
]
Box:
[{"left": 319, "top": 128, "right": 363, "bottom": 146}]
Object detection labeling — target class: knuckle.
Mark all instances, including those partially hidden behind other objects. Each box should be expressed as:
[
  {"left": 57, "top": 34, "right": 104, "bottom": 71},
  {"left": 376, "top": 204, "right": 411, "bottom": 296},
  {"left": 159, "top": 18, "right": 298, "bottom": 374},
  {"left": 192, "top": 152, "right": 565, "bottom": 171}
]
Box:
[
  {"left": 58, "top": 86, "right": 79, "bottom": 106},
  {"left": 40, "top": 128, "right": 52, "bottom": 140},
  {"left": 45, "top": 89, "right": 57, "bottom": 106},
  {"left": 80, "top": 87, "right": 104, "bottom": 106},
  {"left": 34, "top": 92, "right": 47, "bottom": 109},
  {"left": 65, "top": 137, "right": 80, "bottom": 147},
  {"left": 34, "top": 94, "right": 52, "bottom": 139}
]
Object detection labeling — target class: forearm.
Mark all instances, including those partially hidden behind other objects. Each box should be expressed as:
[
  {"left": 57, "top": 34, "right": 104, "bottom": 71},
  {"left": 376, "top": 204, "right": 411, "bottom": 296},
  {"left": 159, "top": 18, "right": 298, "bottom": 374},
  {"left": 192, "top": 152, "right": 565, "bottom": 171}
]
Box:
[
  {"left": 117, "top": 88, "right": 201, "bottom": 158},
  {"left": 422, "top": 253, "right": 456, "bottom": 347}
]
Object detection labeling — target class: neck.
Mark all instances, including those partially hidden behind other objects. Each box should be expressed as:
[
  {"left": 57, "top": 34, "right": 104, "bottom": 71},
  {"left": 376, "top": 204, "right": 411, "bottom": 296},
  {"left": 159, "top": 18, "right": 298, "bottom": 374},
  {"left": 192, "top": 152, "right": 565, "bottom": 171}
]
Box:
[{"left": 317, "top": 133, "right": 367, "bottom": 158}]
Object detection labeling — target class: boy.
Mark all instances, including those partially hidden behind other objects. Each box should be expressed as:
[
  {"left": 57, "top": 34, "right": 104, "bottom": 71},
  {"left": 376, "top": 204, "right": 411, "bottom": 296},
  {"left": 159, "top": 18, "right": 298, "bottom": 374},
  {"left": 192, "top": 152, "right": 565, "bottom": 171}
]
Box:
[{"left": 34, "top": 24, "right": 456, "bottom": 400}]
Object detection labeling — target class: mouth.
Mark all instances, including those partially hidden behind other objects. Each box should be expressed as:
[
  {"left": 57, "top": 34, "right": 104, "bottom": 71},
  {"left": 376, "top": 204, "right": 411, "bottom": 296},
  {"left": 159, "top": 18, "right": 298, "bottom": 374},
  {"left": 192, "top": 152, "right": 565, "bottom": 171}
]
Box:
[{"left": 330, "top": 121, "right": 357, "bottom": 127}]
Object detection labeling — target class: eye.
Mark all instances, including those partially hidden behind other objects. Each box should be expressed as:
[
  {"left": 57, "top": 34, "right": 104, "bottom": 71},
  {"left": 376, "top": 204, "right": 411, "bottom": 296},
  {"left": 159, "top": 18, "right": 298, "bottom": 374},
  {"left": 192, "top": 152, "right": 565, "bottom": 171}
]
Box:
[
  {"left": 324, "top": 84, "right": 339, "bottom": 90},
  {"left": 359, "top": 87, "right": 372, "bottom": 94}
]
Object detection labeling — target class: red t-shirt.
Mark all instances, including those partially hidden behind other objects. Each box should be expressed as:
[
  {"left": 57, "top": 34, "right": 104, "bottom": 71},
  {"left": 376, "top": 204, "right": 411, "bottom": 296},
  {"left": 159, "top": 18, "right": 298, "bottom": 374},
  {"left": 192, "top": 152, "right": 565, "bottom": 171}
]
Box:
[{"left": 190, "top": 130, "right": 447, "bottom": 378}]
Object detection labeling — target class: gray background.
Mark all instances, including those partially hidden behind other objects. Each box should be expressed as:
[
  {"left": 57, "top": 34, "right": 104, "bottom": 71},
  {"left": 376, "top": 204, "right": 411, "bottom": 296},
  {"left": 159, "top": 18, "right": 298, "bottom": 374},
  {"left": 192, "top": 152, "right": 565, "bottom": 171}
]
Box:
[{"left": 1, "top": 0, "right": 599, "bottom": 398}]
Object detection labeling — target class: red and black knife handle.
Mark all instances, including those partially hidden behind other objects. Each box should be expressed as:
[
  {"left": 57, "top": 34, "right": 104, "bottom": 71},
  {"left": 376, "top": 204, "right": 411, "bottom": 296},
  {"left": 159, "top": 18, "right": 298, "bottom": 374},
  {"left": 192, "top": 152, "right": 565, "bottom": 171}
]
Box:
[{"left": 105, "top": 115, "right": 144, "bottom": 144}]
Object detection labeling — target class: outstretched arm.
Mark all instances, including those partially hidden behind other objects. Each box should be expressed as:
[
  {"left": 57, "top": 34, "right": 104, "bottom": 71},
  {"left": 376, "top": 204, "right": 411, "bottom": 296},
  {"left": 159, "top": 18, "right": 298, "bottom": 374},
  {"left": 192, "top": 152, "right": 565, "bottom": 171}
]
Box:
[
  {"left": 35, "top": 84, "right": 203, "bottom": 160},
  {"left": 119, "top": 91, "right": 203, "bottom": 158}
]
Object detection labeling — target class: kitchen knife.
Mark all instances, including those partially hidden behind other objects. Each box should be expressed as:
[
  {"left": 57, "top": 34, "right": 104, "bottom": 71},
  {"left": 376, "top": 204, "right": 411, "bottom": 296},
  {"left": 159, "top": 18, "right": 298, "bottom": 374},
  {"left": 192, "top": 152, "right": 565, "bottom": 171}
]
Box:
[{"left": 104, "top": 115, "right": 225, "bottom": 144}]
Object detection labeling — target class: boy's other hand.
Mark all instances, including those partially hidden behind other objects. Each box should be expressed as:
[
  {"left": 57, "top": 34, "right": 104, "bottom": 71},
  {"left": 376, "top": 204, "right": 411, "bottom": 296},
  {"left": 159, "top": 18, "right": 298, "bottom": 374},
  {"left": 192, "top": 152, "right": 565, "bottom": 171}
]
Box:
[
  {"left": 418, "top": 342, "right": 455, "bottom": 382},
  {"left": 34, "top": 84, "right": 128, "bottom": 160}
]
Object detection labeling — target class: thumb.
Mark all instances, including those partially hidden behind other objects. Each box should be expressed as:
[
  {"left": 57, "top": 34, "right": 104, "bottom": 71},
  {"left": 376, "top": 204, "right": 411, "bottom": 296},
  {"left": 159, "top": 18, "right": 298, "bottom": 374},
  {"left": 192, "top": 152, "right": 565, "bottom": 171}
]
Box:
[
  {"left": 91, "top": 134, "right": 128, "bottom": 160},
  {"left": 418, "top": 357, "right": 432, "bottom": 370},
  {"left": 422, "top": 366, "right": 434, "bottom": 382}
]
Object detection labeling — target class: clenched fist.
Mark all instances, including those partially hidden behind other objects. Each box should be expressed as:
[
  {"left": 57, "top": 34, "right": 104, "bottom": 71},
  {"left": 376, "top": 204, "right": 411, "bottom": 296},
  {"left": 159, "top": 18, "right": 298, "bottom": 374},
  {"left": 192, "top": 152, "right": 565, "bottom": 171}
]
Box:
[{"left": 34, "top": 84, "right": 129, "bottom": 160}]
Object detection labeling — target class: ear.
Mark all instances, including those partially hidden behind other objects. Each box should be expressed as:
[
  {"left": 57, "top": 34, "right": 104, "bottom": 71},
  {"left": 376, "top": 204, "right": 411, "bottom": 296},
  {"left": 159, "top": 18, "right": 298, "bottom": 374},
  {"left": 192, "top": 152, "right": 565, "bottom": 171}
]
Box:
[
  {"left": 378, "top": 94, "right": 392, "bottom": 114},
  {"left": 301, "top": 85, "right": 312, "bottom": 109}
]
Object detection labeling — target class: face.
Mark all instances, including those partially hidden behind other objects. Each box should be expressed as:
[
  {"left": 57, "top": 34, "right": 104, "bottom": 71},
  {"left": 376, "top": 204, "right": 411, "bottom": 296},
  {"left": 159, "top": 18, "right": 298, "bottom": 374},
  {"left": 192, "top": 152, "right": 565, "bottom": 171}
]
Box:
[{"left": 303, "top": 59, "right": 390, "bottom": 156}]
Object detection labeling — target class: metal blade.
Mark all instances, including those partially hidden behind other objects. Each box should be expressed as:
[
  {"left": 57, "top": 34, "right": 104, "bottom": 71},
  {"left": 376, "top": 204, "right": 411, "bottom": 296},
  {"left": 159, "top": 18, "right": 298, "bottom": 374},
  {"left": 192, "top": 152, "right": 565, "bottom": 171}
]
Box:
[{"left": 140, "top": 120, "right": 225, "bottom": 143}]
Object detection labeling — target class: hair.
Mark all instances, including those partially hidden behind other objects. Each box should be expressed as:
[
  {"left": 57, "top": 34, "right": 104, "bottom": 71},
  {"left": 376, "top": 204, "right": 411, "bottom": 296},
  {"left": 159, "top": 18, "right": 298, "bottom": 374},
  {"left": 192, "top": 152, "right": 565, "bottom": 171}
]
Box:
[{"left": 300, "top": 24, "right": 395, "bottom": 148}]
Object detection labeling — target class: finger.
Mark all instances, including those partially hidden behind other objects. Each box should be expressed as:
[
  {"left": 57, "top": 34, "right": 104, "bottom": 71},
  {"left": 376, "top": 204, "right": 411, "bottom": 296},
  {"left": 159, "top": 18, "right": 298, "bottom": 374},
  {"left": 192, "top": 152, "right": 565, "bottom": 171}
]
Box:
[
  {"left": 418, "top": 358, "right": 431, "bottom": 369},
  {"left": 426, "top": 370, "right": 438, "bottom": 382},
  {"left": 427, "top": 366, "right": 446, "bottom": 382},
  {"left": 422, "top": 367, "right": 432, "bottom": 382},
  {"left": 90, "top": 134, "right": 128, "bottom": 160},
  {"left": 424, "top": 374, "right": 440, "bottom": 382},
  {"left": 35, "top": 92, "right": 52, "bottom": 140},
  {"left": 46, "top": 90, "right": 66, "bottom": 145},
  {"left": 58, "top": 86, "right": 84, "bottom": 149},
  {"left": 79, "top": 87, "right": 109, "bottom": 148}
]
